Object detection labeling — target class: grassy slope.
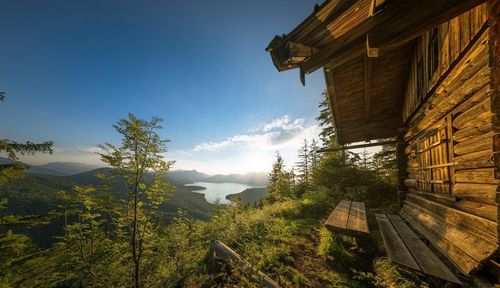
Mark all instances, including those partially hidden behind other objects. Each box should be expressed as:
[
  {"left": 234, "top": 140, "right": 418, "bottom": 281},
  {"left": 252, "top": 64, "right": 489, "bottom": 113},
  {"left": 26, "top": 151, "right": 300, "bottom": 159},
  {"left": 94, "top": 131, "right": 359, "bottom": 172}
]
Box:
[{"left": 158, "top": 168, "right": 439, "bottom": 287}]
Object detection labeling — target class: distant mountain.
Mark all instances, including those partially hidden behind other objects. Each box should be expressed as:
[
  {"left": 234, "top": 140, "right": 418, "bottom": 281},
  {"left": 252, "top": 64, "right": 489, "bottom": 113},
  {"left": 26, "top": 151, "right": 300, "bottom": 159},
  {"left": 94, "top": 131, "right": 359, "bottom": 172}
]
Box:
[
  {"left": 226, "top": 187, "right": 268, "bottom": 205},
  {"left": 0, "top": 157, "right": 67, "bottom": 176},
  {"left": 167, "top": 169, "right": 211, "bottom": 185},
  {"left": 38, "top": 162, "right": 102, "bottom": 176},
  {"left": 64, "top": 167, "right": 192, "bottom": 187},
  {"left": 63, "top": 168, "right": 114, "bottom": 185},
  {"left": 204, "top": 172, "right": 268, "bottom": 186}
]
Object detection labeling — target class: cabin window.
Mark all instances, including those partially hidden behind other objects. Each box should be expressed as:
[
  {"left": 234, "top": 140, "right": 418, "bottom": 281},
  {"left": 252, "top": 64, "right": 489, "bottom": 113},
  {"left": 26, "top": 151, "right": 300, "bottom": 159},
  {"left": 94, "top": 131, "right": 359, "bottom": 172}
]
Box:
[
  {"left": 415, "top": 119, "right": 453, "bottom": 196},
  {"left": 428, "top": 27, "right": 439, "bottom": 81},
  {"left": 416, "top": 57, "right": 425, "bottom": 100}
]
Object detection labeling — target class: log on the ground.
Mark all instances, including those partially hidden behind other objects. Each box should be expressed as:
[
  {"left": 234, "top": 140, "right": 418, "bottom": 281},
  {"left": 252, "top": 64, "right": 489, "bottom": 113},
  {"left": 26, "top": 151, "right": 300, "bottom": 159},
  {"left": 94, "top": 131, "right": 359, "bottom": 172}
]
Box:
[{"left": 212, "top": 240, "right": 281, "bottom": 288}]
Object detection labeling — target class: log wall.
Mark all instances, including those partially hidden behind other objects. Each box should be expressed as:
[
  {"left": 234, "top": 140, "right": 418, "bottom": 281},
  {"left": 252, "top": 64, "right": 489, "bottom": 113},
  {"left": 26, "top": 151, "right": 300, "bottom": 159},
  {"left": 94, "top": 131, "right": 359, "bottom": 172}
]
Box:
[
  {"left": 402, "top": 4, "right": 489, "bottom": 122},
  {"left": 399, "top": 5, "right": 498, "bottom": 276},
  {"left": 488, "top": 0, "right": 500, "bottom": 252}
]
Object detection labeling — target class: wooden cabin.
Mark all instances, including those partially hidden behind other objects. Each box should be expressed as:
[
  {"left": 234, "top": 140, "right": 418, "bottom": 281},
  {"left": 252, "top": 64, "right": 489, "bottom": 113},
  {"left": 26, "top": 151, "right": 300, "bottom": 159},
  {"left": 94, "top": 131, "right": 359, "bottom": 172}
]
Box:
[{"left": 267, "top": 0, "right": 499, "bottom": 283}]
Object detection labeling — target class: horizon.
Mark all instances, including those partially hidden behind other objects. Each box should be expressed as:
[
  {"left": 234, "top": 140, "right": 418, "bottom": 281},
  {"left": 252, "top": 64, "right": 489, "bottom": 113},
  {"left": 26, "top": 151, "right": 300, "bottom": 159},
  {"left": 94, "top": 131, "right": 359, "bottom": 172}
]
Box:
[
  {"left": 0, "top": 155, "right": 269, "bottom": 176},
  {"left": 0, "top": 0, "right": 325, "bottom": 175}
]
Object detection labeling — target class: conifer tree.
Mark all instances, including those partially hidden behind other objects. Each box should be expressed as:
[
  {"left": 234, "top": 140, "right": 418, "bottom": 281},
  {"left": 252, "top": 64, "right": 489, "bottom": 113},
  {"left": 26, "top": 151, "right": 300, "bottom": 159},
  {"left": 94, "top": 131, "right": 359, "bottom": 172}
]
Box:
[
  {"left": 267, "top": 152, "right": 292, "bottom": 200},
  {"left": 295, "top": 139, "right": 309, "bottom": 193},
  {"left": 309, "top": 138, "right": 319, "bottom": 171},
  {"left": 360, "top": 148, "right": 372, "bottom": 170},
  {"left": 316, "top": 92, "right": 336, "bottom": 149}
]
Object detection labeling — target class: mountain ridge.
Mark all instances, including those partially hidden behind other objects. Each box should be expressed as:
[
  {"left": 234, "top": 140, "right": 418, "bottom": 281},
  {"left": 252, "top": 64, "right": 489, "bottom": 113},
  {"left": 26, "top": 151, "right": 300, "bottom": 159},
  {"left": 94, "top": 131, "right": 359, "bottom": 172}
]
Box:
[{"left": 0, "top": 157, "right": 268, "bottom": 185}]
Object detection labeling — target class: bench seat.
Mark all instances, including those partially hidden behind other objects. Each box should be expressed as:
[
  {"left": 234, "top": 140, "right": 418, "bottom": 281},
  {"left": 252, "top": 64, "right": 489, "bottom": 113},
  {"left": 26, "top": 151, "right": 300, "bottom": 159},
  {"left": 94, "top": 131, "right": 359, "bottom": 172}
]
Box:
[
  {"left": 324, "top": 200, "right": 369, "bottom": 234},
  {"left": 375, "top": 214, "right": 462, "bottom": 284}
]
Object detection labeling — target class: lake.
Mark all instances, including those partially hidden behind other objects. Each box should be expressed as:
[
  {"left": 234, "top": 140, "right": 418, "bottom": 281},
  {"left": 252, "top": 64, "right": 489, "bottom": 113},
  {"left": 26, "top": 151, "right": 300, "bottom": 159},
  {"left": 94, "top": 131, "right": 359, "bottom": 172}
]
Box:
[{"left": 186, "top": 182, "right": 262, "bottom": 204}]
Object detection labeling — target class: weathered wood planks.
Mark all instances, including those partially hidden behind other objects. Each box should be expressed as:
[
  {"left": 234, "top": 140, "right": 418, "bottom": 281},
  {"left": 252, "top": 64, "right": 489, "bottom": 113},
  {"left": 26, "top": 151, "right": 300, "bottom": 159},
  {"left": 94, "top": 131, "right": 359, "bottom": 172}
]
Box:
[
  {"left": 325, "top": 200, "right": 351, "bottom": 230},
  {"left": 400, "top": 197, "right": 498, "bottom": 275},
  {"left": 347, "top": 201, "right": 369, "bottom": 233},
  {"left": 376, "top": 214, "right": 462, "bottom": 284},
  {"left": 375, "top": 214, "right": 420, "bottom": 270},
  {"left": 324, "top": 200, "right": 369, "bottom": 234}
]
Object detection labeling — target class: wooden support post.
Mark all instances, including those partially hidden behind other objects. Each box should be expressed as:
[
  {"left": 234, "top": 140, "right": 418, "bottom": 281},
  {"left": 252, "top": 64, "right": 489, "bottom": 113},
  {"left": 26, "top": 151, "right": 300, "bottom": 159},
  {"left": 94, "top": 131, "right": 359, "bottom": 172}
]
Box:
[
  {"left": 487, "top": 0, "right": 500, "bottom": 244},
  {"left": 317, "top": 140, "right": 396, "bottom": 153},
  {"left": 396, "top": 131, "right": 409, "bottom": 207}
]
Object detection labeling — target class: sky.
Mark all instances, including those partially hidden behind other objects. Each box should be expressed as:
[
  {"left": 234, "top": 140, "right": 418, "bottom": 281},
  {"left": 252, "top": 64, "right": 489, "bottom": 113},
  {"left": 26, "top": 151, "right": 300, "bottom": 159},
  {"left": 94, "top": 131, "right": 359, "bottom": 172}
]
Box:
[{"left": 0, "top": 0, "right": 327, "bottom": 174}]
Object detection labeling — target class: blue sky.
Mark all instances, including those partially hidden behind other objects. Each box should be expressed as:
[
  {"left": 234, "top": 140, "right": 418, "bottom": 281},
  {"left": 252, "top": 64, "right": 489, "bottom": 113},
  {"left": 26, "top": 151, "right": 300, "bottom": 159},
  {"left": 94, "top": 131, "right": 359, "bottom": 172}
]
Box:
[{"left": 0, "top": 0, "right": 326, "bottom": 174}]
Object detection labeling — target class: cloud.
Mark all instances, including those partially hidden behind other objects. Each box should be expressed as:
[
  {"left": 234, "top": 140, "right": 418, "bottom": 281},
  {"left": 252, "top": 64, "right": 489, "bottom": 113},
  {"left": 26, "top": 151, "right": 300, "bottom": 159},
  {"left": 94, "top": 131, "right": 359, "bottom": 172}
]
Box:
[
  {"left": 165, "top": 115, "right": 321, "bottom": 174},
  {"left": 76, "top": 146, "right": 104, "bottom": 154},
  {"left": 192, "top": 116, "right": 317, "bottom": 152},
  {"left": 262, "top": 115, "right": 289, "bottom": 132}
]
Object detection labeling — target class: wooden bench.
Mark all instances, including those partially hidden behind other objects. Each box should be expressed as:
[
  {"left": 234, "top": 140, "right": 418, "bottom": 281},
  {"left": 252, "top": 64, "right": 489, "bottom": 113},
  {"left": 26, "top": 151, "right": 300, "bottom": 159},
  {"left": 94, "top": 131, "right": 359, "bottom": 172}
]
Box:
[
  {"left": 324, "top": 200, "right": 369, "bottom": 234},
  {"left": 212, "top": 240, "right": 281, "bottom": 288},
  {"left": 375, "top": 214, "right": 462, "bottom": 284}
]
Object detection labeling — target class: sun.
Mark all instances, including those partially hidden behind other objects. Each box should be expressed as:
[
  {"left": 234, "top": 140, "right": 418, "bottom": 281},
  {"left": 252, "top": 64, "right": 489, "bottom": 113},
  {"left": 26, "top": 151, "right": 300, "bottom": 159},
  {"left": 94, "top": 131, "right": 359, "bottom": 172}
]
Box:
[{"left": 240, "top": 151, "right": 271, "bottom": 173}]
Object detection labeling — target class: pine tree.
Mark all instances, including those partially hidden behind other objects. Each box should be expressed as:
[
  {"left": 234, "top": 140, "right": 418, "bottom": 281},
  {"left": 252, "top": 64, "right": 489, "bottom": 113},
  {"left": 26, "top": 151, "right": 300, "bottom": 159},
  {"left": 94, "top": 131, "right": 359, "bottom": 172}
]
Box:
[
  {"left": 372, "top": 140, "right": 397, "bottom": 182},
  {"left": 267, "top": 152, "right": 292, "bottom": 200},
  {"left": 316, "top": 91, "right": 336, "bottom": 149},
  {"left": 309, "top": 138, "right": 319, "bottom": 171},
  {"left": 360, "top": 148, "right": 372, "bottom": 170},
  {"left": 295, "top": 139, "right": 309, "bottom": 194}
]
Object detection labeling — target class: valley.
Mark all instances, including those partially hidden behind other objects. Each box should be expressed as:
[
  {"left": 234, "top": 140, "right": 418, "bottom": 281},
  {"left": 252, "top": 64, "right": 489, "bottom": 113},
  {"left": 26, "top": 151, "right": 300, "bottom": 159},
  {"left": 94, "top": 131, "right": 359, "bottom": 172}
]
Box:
[{"left": 0, "top": 157, "right": 268, "bottom": 246}]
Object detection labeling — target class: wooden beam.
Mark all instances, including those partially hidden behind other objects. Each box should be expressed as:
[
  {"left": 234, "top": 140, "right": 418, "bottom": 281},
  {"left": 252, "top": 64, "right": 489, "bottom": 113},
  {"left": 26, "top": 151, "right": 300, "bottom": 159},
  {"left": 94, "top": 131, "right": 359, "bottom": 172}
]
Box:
[
  {"left": 364, "top": 55, "right": 372, "bottom": 122},
  {"left": 366, "top": 35, "right": 380, "bottom": 57},
  {"left": 368, "top": 0, "right": 487, "bottom": 50},
  {"left": 302, "top": 0, "right": 487, "bottom": 73},
  {"left": 396, "top": 131, "right": 408, "bottom": 207},
  {"left": 323, "top": 68, "right": 344, "bottom": 144},
  {"left": 324, "top": 40, "right": 366, "bottom": 70},
  {"left": 335, "top": 116, "right": 400, "bottom": 133},
  {"left": 318, "top": 140, "right": 396, "bottom": 153},
  {"left": 213, "top": 241, "right": 281, "bottom": 288}
]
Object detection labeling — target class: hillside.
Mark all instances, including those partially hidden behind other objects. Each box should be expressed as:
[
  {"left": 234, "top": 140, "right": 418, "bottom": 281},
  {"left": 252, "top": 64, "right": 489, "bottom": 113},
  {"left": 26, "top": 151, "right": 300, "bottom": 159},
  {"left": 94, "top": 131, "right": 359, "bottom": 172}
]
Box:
[
  {"left": 0, "top": 157, "right": 268, "bottom": 186},
  {"left": 204, "top": 171, "right": 267, "bottom": 186},
  {"left": 226, "top": 187, "right": 268, "bottom": 205},
  {"left": 62, "top": 169, "right": 214, "bottom": 220},
  {"left": 0, "top": 170, "right": 215, "bottom": 246},
  {"left": 0, "top": 157, "right": 67, "bottom": 176},
  {"left": 37, "top": 162, "right": 102, "bottom": 175}
]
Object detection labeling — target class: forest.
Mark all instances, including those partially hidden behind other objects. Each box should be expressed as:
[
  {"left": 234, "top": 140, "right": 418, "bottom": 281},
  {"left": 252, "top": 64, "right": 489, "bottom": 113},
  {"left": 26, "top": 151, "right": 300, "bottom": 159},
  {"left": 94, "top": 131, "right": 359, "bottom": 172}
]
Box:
[{"left": 0, "top": 94, "right": 441, "bottom": 288}]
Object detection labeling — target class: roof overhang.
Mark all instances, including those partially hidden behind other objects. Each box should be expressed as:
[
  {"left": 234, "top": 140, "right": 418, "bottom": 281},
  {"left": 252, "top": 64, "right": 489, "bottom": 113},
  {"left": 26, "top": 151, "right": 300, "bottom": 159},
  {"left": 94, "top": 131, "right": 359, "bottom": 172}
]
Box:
[{"left": 266, "top": 0, "right": 487, "bottom": 145}]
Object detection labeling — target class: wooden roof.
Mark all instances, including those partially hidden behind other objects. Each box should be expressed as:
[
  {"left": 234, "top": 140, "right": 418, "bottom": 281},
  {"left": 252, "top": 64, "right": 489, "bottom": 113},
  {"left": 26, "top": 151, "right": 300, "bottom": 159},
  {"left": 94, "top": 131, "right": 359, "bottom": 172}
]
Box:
[
  {"left": 325, "top": 43, "right": 413, "bottom": 144},
  {"left": 266, "top": 0, "right": 487, "bottom": 145}
]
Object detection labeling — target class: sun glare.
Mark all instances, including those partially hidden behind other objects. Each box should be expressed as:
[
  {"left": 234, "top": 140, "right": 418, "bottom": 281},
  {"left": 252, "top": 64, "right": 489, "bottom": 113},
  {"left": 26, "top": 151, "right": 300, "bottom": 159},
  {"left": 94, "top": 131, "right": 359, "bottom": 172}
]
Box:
[{"left": 241, "top": 151, "right": 270, "bottom": 173}]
